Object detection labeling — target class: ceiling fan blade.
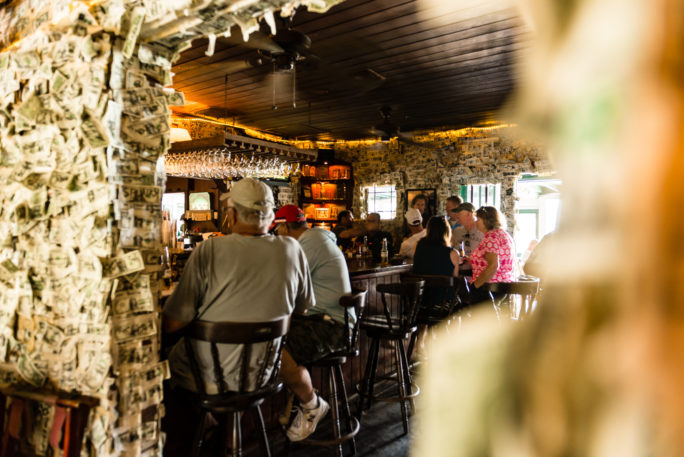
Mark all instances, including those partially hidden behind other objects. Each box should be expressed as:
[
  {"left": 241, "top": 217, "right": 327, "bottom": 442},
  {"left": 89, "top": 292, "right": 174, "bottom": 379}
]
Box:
[{"left": 220, "top": 30, "right": 284, "bottom": 54}]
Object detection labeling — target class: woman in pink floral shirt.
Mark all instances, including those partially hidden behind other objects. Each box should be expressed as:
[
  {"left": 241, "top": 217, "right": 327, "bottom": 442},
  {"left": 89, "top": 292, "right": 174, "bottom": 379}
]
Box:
[{"left": 468, "top": 206, "right": 516, "bottom": 303}]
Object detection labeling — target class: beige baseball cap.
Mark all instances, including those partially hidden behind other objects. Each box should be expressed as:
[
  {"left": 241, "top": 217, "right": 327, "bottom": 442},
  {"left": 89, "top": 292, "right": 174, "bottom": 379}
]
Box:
[{"left": 220, "top": 178, "right": 275, "bottom": 213}]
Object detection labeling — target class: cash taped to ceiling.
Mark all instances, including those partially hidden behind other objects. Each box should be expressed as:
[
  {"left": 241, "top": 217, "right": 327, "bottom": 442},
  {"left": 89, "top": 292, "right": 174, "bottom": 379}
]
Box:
[{"left": 0, "top": 0, "right": 344, "bottom": 455}]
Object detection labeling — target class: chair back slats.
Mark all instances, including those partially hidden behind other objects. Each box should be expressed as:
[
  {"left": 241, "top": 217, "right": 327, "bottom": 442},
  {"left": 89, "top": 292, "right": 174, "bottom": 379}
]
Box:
[
  {"left": 403, "top": 273, "right": 460, "bottom": 319},
  {"left": 374, "top": 279, "right": 425, "bottom": 333},
  {"left": 211, "top": 343, "right": 229, "bottom": 394},
  {"left": 183, "top": 315, "right": 291, "bottom": 395},
  {"left": 339, "top": 288, "right": 368, "bottom": 353}
]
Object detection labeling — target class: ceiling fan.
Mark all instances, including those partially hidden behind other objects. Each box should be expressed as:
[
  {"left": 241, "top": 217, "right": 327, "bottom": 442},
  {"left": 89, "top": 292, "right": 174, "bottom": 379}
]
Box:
[{"left": 372, "top": 105, "right": 418, "bottom": 144}]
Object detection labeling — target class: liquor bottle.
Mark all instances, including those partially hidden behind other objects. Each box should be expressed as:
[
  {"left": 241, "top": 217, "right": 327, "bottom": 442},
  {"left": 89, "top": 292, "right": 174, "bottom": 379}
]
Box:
[
  {"left": 362, "top": 235, "right": 369, "bottom": 258},
  {"left": 380, "top": 238, "right": 389, "bottom": 265}
]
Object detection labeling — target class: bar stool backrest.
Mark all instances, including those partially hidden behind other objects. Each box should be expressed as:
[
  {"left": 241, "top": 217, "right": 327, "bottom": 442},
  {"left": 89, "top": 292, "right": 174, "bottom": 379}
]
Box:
[
  {"left": 487, "top": 276, "right": 540, "bottom": 320},
  {"left": 376, "top": 279, "right": 425, "bottom": 333},
  {"left": 183, "top": 316, "right": 290, "bottom": 396},
  {"left": 402, "top": 273, "right": 459, "bottom": 317},
  {"left": 339, "top": 288, "right": 368, "bottom": 354}
]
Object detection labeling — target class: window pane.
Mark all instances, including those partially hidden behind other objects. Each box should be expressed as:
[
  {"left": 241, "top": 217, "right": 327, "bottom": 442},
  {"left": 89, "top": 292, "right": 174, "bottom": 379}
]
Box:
[{"left": 364, "top": 185, "right": 396, "bottom": 219}]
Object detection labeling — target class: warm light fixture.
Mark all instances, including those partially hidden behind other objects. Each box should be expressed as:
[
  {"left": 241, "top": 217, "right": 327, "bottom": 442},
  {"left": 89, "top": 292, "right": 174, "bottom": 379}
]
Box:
[{"left": 170, "top": 128, "right": 192, "bottom": 142}]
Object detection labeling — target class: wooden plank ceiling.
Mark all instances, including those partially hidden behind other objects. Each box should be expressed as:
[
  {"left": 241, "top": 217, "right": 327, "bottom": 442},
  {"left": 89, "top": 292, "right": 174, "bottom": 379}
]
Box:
[{"left": 171, "top": 0, "right": 529, "bottom": 141}]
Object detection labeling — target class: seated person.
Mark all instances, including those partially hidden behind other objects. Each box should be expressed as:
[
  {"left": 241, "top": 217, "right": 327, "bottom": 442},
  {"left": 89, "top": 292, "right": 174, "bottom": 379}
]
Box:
[
  {"left": 413, "top": 216, "right": 460, "bottom": 277},
  {"left": 162, "top": 180, "right": 317, "bottom": 452},
  {"left": 413, "top": 216, "right": 461, "bottom": 308},
  {"left": 399, "top": 208, "right": 426, "bottom": 261},
  {"left": 332, "top": 210, "right": 363, "bottom": 252},
  {"left": 273, "top": 205, "right": 354, "bottom": 441},
  {"left": 468, "top": 206, "right": 516, "bottom": 304},
  {"left": 364, "top": 212, "right": 394, "bottom": 261}
]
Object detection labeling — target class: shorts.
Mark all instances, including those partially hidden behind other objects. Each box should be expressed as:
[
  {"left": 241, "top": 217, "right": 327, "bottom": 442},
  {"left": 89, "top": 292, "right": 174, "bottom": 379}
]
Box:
[{"left": 285, "top": 313, "right": 347, "bottom": 365}]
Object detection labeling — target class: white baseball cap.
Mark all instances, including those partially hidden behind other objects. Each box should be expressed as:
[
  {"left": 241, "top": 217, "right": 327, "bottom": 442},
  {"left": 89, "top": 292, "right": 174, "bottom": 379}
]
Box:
[
  {"left": 404, "top": 208, "right": 422, "bottom": 226},
  {"left": 220, "top": 178, "right": 275, "bottom": 214}
]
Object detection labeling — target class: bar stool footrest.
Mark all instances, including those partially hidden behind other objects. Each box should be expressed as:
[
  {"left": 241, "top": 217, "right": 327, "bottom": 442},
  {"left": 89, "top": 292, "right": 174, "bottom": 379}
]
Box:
[{"left": 300, "top": 417, "right": 360, "bottom": 446}]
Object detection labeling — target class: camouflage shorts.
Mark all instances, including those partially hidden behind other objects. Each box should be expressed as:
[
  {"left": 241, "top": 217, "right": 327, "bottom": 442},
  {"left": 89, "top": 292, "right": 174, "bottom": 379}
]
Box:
[{"left": 285, "top": 313, "right": 347, "bottom": 365}]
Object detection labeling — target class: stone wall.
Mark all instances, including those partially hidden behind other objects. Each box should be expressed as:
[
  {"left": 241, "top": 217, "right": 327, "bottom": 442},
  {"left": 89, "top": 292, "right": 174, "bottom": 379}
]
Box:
[{"left": 334, "top": 127, "right": 553, "bottom": 243}]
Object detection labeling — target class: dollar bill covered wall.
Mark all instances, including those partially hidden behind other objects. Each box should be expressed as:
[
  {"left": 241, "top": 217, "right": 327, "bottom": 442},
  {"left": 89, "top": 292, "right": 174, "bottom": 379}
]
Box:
[{"left": 0, "top": 0, "right": 345, "bottom": 455}]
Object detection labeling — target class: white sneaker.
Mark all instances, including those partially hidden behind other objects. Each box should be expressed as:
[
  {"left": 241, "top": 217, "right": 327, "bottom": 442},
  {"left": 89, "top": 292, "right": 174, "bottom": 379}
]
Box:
[{"left": 285, "top": 395, "right": 330, "bottom": 442}]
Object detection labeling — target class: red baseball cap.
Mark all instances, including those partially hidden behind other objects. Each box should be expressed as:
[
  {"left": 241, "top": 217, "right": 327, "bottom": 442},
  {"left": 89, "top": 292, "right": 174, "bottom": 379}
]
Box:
[{"left": 270, "top": 205, "right": 307, "bottom": 230}]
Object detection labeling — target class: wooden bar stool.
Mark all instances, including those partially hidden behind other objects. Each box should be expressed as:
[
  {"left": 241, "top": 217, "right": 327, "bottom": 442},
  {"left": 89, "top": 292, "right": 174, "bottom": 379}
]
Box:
[
  {"left": 487, "top": 276, "right": 540, "bottom": 321},
  {"left": 180, "top": 316, "right": 290, "bottom": 457},
  {"left": 355, "top": 278, "right": 424, "bottom": 435},
  {"left": 402, "top": 273, "right": 461, "bottom": 360},
  {"left": 298, "top": 288, "right": 368, "bottom": 457}
]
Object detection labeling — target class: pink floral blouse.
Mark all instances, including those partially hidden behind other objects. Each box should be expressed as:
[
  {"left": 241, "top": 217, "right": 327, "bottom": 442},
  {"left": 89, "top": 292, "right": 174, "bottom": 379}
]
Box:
[{"left": 470, "top": 228, "right": 515, "bottom": 283}]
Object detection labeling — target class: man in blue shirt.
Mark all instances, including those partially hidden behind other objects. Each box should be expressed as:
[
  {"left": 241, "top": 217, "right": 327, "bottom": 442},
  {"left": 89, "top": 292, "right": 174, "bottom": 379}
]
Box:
[{"left": 273, "top": 205, "right": 353, "bottom": 441}]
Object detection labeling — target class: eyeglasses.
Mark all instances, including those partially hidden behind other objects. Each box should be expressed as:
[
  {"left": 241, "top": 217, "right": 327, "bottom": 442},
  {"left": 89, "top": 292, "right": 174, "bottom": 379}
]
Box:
[{"left": 449, "top": 208, "right": 460, "bottom": 213}]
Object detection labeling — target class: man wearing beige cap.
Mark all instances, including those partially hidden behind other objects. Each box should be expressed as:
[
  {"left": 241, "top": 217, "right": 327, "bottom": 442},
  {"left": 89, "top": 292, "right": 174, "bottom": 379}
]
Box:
[
  {"left": 399, "top": 208, "right": 427, "bottom": 261},
  {"left": 162, "top": 178, "right": 319, "bottom": 451}
]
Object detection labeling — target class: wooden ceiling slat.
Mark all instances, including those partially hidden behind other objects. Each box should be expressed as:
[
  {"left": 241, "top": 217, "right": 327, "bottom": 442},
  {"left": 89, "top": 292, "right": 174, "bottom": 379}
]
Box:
[{"left": 171, "top": 0, "right": 529, "bottom": 139}]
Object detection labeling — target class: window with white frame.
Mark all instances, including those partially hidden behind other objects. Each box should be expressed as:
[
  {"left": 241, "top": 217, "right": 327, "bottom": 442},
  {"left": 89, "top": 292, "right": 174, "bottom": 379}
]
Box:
[
  {"left": 460, "top": 183, "right": 501, "bottom": 209},
  {"left": 364, "top": 185, "right": 397, "bottom": 220}
]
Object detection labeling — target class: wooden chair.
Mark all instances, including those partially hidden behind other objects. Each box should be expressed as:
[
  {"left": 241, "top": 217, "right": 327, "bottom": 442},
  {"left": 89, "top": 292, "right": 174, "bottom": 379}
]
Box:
[
  {"left": 299, "top": 288, "right": 368, "bottom": 457},
  {"left": 401, "top": 273, "right": 461, "bottom": 360},
  {"left": 182, "top": 316, "right": 290, "bottom": 457},
  {"left": 487, "top": 276, "right": 540, "bottom": 321},
  {"left": 356, "top": 278, "right": 424, "bottom": 435}
]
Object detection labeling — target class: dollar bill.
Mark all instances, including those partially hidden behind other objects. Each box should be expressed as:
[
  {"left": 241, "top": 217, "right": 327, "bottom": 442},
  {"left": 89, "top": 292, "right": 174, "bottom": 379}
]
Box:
[
  {"left": 13, "top": 51, "right": 41, "bottom": 69},
  {"left": 113, "top": 314, "right": 157, "bottom": 342},
  {"left": 123, "top": 6, "right": 146, "bottom": 59},
  {"left": 121, "top": 114, "right": 169, "bottom": 139},
  {"left": 114, "top": 289, "right": 155, "bottom": 316},
  {"left": 16, "top": 92, "right": 43, "bottom": 123},
  {"left": 119, "top": 229, "right": 162, "bottom": 250},
  {"left": 17, "top": 352, "right": 46, "bottom": 386},
  {"left": 114, "top": 337, "right": 157, "bottom": 369},
  {"left": 137, "top": 43, "right": 177, "bottom": 69},
  {"left": 114, "top": 87, "right": 165, "bottom": 107},
  {"left": 81, "top": 110, "right": 110, "bottom": 149},
  {"left": 118, "top": 185, "right": 162, "bottom": 204},
  {"left": 105, "top": 250, "right": 146, "bottom": 278},
  {"left": 163, "top": 90, "right": 185, "bottom": 106},
  {"left": 122, "top": 98, "right": 169, "bottom": 119}
]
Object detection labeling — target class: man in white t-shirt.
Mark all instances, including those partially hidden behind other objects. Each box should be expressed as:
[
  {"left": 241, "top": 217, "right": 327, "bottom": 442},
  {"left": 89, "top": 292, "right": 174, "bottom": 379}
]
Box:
[
  {"left": 162, "top": 179, "right": 325, "bottom": 449},
  {"left": 399, "top": 208, "right": 426, "bottom": 261}
]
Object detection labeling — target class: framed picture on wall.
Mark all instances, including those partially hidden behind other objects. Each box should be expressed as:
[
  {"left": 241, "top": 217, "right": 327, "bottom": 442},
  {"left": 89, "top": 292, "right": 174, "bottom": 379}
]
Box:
[{"left": 406, "top": 188, "right": 437, "bottom": 222}]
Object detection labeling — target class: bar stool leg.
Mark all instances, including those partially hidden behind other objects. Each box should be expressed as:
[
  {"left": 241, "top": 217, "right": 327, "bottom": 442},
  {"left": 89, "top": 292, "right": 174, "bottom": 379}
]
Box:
[
  {"left": 335, "top": 364, "right": 357, "bottom": 456},
  {"left": 357, "top": 337, "right": 379, "bottom": 417},
  {"left": 328, "top": 366, "right": 343, "bottom": 457},
  {"left": 191, "top": 411, "right": 208, "bottom": 457},
  {"left": 366, "top": 338, "right": 380, "bottom": 410},
  {"left": 398, "top": 339, "right": 416, "bottom": 415},
  {"left": 394, "top": 341, "right": 409, "bottom": 435},
  {"left": 232, "top": 411, "right": 242, "bottom": 457},
  {"left": 254, "top": 406, "right": 271, "bottom": 457}
]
